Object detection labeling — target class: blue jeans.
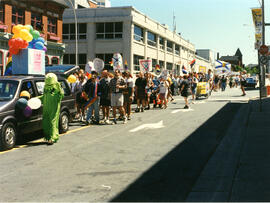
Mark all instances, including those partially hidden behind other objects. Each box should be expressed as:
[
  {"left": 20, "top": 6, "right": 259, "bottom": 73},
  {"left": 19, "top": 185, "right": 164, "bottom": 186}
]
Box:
[{"left": 86, "top": 97, "right": 100, "bottom": 122}]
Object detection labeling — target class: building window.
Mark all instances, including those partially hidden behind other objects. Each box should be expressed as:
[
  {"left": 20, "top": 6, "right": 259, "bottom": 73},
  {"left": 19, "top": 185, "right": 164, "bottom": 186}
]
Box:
[
  {"left": 0, "top": 3, "right": 4, "bottom": 24},
  {"left": 63, "top": 23, "right": 87, "bottom": 40},
  {"left": 12, "top": 6, "right": 24, "bottom": 25},
  {"left": 167, "top": 40, "right": 173, "bottom": 53},
  {"left": 152, "top": 59, "right": 157, "bottom": 72},
  {"left": 159, "top": 37, "right": 164, "bottom": 50},
  {"left": 48, "top": 17, "right": 57, "bottom": 34},
  {"left": 175, "top": 44, "right": 180, "bottom": 55},
  {"left": 133, "top": 54, "right": 144, "bottom": 71},
  {"left": 159, "top": 60, "right": 164, "bottom": 69},
  {"left": 96, "top": 22, "right": 123, "bottom": 39},
  {"left": 166, "top": 62, "right": 173, "bottom": 70},
  {"left": 63, "top": 54, "right": 87, "bottom": 69},
  {"left": 31, "top": 13, "right": 42, "bottom": 30},
  {"left": 134, "top": 25, "right": 143, "bottom": 42},
  {"left": 51, "top": 57, "right": 59, "bottom": 65},
  {"left": 147, "top": 31, "right": 157, "bottom": 47},
  {"left": 96, "top": 53, "right": 114, "bottom": 71}
]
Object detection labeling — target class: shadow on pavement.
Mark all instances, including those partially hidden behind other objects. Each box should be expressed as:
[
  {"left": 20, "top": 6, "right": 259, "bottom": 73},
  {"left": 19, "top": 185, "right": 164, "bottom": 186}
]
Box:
[{"left": 111, "top": 102, "right": 244, "bottom": 202}]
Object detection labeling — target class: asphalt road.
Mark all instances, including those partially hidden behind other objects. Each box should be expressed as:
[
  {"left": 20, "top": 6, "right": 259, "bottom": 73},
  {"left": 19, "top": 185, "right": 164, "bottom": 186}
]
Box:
[{"left": 0, "top": 87, "right": 259, "bottom": 202}]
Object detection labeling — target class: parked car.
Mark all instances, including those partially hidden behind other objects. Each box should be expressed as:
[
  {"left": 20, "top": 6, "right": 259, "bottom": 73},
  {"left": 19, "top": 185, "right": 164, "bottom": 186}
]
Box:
[
  {"left": 0, "top": 75, "right": 76, "bottom": 151},
  {"left": 45, "top": 65, "right": 80, "bottom": 78},
  {"left": 245, "top": 77, "right": 258, "bottom": 89}
]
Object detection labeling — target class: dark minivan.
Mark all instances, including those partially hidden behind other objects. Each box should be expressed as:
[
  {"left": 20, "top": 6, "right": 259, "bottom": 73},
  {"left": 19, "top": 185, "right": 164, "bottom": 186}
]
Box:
[{"left": 0, "top": 75, "right": 76, "bottom": 151}]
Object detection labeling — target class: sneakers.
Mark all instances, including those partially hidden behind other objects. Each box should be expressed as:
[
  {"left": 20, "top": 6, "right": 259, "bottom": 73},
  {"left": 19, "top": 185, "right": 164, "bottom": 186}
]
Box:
[
  {"left": 135, "top": 108, "right": 140, "bottom": 113},
  {"left": 123, "top": 117, "right": 127, "bottom": 124},
  {"left": 105, "top": 119, "right": 111, "bottom": 125},
  {"left": 184, "top": 105, "right": 189, "bottom": 109},
  {"left": 127, "top": 115, "right": 131, "bottom": 120},
  {"left": 141, "top": 107, "right": 144, "bottom": 112},
  {"left": 145, "top": 105, "right": 150, "bottom": 110}
]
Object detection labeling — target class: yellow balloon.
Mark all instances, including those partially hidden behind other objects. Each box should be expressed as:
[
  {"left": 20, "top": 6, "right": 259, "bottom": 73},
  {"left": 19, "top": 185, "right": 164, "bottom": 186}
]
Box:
[
  {"left": 22, "top": 25, "right": 30, "bottom": 31},
  {"left": 12, "top": 24, "right": 23, "bottom": 34},
  {"left": 19, "top": 29, "right": 30, "bottom": 41},
  {"left": 67, "top": 75, "right": 77, "bottom": 83},
  {"left": 12, "top": 33, "right": 20, "bottom": 39},
  {"left": 25, "top": 33, "right": 33, "bottom": 42}
]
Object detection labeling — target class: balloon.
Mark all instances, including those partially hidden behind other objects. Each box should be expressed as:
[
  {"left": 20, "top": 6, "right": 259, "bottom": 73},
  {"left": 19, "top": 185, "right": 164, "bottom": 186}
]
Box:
[
  {"left": 19, "top": 29, "right": 33, "bottom": 42},
  {"left": 31, "top": 30, "right": 40, "bottom": 40},
  {"left": 36, "top": 37, "right": 45, "bottom": 44},
  {"left": 34, "top": 41, "right": 44, "bottom": 50},
  {"left": 23, "top": 106, "right": 32, "bottom": 118},
  {"left": 9, "top": 47, "right": 19, "bottom": 55},
  {"left": 85, "top": 61, "right": 95, "bottom": 73},
  {"left": 27, "top": 98, "right": 41, "bottom": 110},
  {"left": 8, "top": 38, "right": 16, "bottom": 47},
  {"left": 20, "top": 90, "right": 31, "bottom": 99},
  {"left": 16, "top": 98, "right": 28, "bottom": 110},
  {"left": 43, "top": 46, "right": 47, "bottom": 52},
  {"left": 12, "top": 24, "right": 23, "bottom": 34},
  {"left": 24, "top": 25, "right": 33, "bottom": 32},
  {"left": 14, "top": 38, "right": 24, "bottom": 49},
  {"left": 22, "top": 40, "right": 28, "bottom": 49},
  {"left": 12, "top": 33, "right": 20, "bottom": 39},
  {"left": 67, "top": 75, "right": 77, "bottom": 83}
]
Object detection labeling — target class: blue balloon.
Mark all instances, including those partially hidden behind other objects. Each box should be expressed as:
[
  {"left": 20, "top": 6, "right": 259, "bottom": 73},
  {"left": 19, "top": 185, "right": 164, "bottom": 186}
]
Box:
[
  {"left": 36, "top": 37, "right": 45, "bottom": 44},
  {"left": 16, "top": 98, "right": 28, "bottom": 110},
  {"left": 34, "top": 41, "right": 44, "bottom": 50},
  {"left": 4, "top": 66, "right": 12, "bottom": 76}
]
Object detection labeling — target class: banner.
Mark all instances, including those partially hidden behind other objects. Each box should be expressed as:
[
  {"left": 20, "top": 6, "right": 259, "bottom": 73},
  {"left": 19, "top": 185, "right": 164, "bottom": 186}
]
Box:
[
  {"left": 251, "top": 8, "right": 263, "bottom": 49},
  {"left": 199, "top": 66, "right": 206, "bottom": 73},
  {"left": 139, "top": 59, "right": 152, "bottom": 73}
]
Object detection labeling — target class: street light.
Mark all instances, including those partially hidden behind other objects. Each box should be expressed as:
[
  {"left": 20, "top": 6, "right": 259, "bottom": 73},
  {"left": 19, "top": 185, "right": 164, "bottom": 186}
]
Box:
[{"left": 65, "top": 0, "right": 78, "bottom": 67}]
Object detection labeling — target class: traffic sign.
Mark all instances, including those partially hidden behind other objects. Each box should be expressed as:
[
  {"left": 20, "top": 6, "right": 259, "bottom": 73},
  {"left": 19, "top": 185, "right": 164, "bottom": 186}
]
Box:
[
  {"left": 260, "top": 55, "right": 269, "bottom": 65},
  {"left": 259, "top": 45, "right": 269, "bottom": 55}
]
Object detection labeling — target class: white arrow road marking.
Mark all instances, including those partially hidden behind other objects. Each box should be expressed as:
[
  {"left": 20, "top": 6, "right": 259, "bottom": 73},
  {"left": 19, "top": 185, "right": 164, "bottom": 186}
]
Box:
[
  {"left": 194, "top": 101, "right": 206, "bottom": 104},
  {"left": 171, "top": 109, "right": 194, "bottom": 114},
  {"left": 129, "top": 120, "right": 165, "bottom": 133}
]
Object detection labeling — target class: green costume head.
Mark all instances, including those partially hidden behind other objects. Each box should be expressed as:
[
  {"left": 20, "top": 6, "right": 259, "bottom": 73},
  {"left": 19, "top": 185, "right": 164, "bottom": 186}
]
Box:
[{"left": 44, "top": 73, "right": 62, "bottom": 96}]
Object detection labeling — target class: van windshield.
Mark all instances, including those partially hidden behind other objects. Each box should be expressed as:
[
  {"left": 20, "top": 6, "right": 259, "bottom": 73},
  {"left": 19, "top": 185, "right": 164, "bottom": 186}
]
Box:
[{"left": 0, "top": 80, "right": 19, "bottom": 101}]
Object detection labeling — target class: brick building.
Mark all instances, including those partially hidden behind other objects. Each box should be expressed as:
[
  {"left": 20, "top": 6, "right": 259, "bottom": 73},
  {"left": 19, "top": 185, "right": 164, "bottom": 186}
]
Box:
[{"left": 0, "top": 0, "right": 69, "bottom": 75}]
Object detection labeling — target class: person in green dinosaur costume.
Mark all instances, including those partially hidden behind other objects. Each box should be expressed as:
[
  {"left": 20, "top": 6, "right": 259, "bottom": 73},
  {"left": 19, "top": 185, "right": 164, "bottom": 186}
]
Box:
[{"left": 39, "top": 73, "right": 64, "bottom": 145}]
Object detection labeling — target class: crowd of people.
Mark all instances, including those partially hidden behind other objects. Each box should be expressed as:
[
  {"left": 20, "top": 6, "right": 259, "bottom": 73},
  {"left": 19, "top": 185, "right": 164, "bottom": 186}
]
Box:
[{"left": 70, "top": 68, "right": 248, "bottom": 125}]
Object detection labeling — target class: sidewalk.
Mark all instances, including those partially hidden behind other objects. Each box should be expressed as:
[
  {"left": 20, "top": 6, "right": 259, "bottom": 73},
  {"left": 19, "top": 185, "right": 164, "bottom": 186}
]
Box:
[{"left": 186, "top": 97, "right": 270, "bottom": 202}]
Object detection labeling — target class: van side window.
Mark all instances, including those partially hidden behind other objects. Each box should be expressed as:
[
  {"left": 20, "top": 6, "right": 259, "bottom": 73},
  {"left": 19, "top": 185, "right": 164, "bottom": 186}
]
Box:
[
  {"left": 35, "top": 81, "right": 45, "bottom": 95},
  {"left": 59, "top": 80, "right": 70, "bottom": 96},
  {"left": 21, "top": 81, "right": 36, "bottom": 98}
]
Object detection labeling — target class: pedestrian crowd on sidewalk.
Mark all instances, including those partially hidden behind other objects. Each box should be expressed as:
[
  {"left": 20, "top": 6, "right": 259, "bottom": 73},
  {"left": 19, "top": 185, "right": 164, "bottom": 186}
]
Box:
[{"left": 70, "top": 67, "right": 249, "bottom": 125}]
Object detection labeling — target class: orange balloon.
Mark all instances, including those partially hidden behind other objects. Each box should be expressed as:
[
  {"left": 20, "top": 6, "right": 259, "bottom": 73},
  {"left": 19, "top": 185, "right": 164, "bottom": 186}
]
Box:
[{"left": 12, "top": 24, "right": 23, "bottom": 34}]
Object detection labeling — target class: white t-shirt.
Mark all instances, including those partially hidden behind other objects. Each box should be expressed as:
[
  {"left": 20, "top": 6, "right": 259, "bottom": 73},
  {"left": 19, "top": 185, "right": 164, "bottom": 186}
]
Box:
[{"left": 159, "top": 81, "right": 169, "bottom": 94}]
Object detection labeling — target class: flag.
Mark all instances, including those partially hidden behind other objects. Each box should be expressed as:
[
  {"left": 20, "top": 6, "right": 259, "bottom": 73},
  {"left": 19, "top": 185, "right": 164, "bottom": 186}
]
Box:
[
  {"left": 190, "top": 59, "right": 196, "bottom": 68},
  {"left": 215, "top": 60, "right": 231, "bottom": 75},
  {"left": 4, "top": 55, "right": 12, "bottom": 76},
  {"left": 182, "top": 65, "right": 188, "bottom": 74},
  {"left": 124, "top": 60, "right": 128, "bottom": 70}
]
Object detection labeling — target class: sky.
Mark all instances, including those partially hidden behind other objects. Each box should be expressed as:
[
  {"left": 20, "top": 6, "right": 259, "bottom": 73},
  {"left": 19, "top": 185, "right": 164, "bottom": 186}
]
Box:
[{"left": 110, "top": 0, "right": 270, "bottom": 65}]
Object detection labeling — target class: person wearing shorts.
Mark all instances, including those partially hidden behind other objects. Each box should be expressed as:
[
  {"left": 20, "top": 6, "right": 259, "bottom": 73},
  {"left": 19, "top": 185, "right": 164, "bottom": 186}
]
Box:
[
  {"left": 109, "top": 69, "right": 127, "bottom": 124},
  {"left": 135, "top": 71, "right": 147, "bottom": 112}
]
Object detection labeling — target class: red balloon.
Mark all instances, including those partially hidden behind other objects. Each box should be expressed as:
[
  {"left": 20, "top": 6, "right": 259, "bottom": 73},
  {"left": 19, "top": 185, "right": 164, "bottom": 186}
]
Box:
[
  {"left": 9, "top": 47, "right": 19, "bottom": 55},
  {"left": 8, "top": 38, "right": 16, "bottom": 47},
  {"left": 22, "top": 40, "right": 28, "bottom": 49},
  {"left": 15, "top": 38, "right": 24, "bottom": 49}
]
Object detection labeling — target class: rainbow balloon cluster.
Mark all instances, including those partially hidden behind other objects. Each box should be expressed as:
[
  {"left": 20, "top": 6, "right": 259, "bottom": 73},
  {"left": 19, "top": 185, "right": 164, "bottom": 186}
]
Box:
[{"left": 8, "top": 24, "right": 47, "bottom": 56}]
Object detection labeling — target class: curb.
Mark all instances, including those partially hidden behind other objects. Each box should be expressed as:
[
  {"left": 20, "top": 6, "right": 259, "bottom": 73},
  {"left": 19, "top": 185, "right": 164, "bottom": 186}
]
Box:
[{"left": 186, "top": 101, "right": 251, "bottom": 202}]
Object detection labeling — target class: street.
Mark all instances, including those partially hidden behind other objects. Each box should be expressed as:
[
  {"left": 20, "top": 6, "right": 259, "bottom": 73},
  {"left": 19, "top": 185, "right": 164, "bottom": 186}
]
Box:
[{"left": 0, "top": 88, "right": 259, "bottom": 202}]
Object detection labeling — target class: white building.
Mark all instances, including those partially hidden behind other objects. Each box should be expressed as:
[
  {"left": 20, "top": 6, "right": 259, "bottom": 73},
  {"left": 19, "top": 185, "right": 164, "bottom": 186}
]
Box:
[{"left": 62, "top": 6, "right": 212, "bottom": 74}]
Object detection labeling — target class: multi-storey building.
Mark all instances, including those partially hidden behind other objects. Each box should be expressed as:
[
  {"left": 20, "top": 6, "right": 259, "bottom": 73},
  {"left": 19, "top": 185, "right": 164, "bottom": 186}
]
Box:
[
  {"left": 63, "top": 6, "right": 213, "bottom": 74},
  {"left": 95, "top": 0, "right": 111, "bottom": 8},
  {"left": 0, "top": 0, "right": 69, "bottom": 75}
]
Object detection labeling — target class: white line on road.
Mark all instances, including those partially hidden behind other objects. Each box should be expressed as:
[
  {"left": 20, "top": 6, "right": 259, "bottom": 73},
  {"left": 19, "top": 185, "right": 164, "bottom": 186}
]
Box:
[
  {"left": 171, "top": 109, "right": 194, "bottom": 114},
  {"left": 129, "top": 120, "right": 165, "bottom": 133}
]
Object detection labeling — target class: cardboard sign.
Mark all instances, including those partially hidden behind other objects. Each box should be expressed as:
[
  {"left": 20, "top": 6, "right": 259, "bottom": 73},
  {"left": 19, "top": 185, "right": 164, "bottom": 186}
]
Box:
[
  {"left": 12, "top": 48, "right": 45, "bottom": 75},
  {"left": 113, "top": 53, "right": 124, "bottom": 72},
  {"left": 139, "top": 59, "right": 152, "bottom": 73}
]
